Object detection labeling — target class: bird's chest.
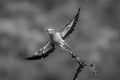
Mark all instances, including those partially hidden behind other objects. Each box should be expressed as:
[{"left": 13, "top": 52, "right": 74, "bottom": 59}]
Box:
[{"left": 51, "top": 33, "right": 64, "bottom": 45}]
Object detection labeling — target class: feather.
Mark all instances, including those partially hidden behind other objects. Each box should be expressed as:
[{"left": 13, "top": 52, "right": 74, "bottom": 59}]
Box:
[
  {"left": 25, "top": 44, "right": 55, "bottom": 60},
  {"left": 60, "top": 7, "right": 81, "bottom": 39}
]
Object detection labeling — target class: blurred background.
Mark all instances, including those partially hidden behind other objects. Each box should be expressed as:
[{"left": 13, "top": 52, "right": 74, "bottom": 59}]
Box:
[{"left": 0, "top": 0, "right": 120, "bottom": 80}]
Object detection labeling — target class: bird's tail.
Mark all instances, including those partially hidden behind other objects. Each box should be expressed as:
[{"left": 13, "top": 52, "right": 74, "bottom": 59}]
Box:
[{"left": 63, "top": 42, "right": 71, "bottom": 50}]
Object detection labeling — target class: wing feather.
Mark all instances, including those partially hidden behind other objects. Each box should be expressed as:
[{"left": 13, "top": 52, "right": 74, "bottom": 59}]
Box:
[
  {"left": 60, "top": 7, "right": 81, "bottom": 39},
  {"left": 25, "top": 43, "right": 55, "bottom": 60}
]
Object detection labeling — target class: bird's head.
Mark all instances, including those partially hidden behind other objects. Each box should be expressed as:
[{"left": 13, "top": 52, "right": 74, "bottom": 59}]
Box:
[{"left": 47, "top": 28, "right": 55, "bottom": 34}]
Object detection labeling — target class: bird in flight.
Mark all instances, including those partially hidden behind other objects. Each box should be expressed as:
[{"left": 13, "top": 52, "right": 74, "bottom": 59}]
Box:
[
  {"left": 26, "top": 7, "right": 81, "bottom": 61},
  {"left": 26, "top": 7, "right": 96, "bottom": 79}
]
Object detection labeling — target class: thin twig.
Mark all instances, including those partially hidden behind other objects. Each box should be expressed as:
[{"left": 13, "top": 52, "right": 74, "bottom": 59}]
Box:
[
  {"left": 68, "top": 51, "right": 96, "bottom": 80},
  {"left": 73, "top": 63, "right": 84, "bottom": 80}
]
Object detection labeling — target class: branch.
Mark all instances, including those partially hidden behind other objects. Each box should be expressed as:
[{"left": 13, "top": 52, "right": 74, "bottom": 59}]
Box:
[
  {"left": 73, "top": 63, "right": 84, "bottom": 80},
  {"left": 70, "top": 53, "right": 96, "bottom": 80}
]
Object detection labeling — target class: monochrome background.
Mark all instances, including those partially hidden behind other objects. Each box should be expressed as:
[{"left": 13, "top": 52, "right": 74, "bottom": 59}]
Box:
[{"left": 0, "top": 0, "right": 119, "bottom": 80}]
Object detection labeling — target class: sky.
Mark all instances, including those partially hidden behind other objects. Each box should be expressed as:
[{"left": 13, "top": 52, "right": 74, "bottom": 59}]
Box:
[{"left": 0, "top": 0, "right": 120, "bottom": 80}]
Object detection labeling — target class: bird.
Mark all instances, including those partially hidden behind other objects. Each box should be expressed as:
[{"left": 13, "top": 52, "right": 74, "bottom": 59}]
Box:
[
  {"left": 25, "top": 6, "right": 97, "bottom": 80},
  {"left": 26, "top": 6, "right": 81, "bottom": 60}
]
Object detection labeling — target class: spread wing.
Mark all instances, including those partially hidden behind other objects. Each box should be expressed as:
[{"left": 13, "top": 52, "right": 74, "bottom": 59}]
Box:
[
  {"left": 60, "top": 7, "right": 81, "bottom": 40},
  {"left": 25, "top": 43, "right": 55, "bottom": 60}
]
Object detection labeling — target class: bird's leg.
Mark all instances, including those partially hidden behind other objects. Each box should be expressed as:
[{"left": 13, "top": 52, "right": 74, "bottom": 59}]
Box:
[{"left": 34, "top": 41, "right": 50, "bottom": 55}]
